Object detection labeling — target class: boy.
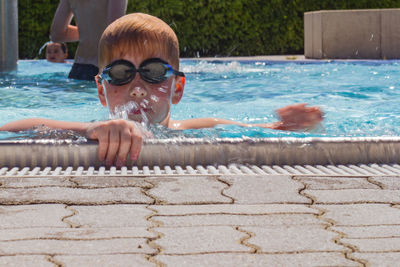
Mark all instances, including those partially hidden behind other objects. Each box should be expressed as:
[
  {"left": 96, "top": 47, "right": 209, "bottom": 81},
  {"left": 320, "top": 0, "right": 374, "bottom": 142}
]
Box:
[
  {"left": 0, "top": 13, "right": 323, "bottom": 167},
  {"left": 45, "top": 42, "right": 68, "bottom": 63}
]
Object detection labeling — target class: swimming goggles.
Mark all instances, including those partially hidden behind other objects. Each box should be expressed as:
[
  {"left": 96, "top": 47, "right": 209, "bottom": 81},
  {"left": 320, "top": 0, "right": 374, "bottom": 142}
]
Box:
[{"left": 99, "top": 58, "right": 185, "bottom": 86}]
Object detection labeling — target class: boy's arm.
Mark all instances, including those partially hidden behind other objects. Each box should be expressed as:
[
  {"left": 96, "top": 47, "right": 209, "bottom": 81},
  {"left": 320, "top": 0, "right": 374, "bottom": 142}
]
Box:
[
  {"left": 170, "top": 118, "right": 279, "bottom": 130},
  {"left": 50, "top": 0, "right": 79, "bottom": 42},
  {"left": 0, "top": 118, "right": 87, "bottom": 133},
  {"left": 170, "top": 104, "right": 323, "bottom": 131},
  {"left": 0, "top": 118, "right": 143, "bottom": 167}
]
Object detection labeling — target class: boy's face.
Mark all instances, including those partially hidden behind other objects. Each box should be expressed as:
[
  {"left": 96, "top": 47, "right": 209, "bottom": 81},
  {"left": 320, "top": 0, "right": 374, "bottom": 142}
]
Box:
[
  {"left": 96, "top": 50, "right": 184, "bottom": 126},
  {"left": 46, "top": 43, "right": 67, "bottom": 63}
]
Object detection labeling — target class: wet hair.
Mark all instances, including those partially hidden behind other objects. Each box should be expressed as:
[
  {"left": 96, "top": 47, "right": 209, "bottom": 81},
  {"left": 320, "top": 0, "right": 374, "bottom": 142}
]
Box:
[
  {"left": 40, "top": 41, "right": 68, "bottom": 55},
  {"left": 98, "top": 13, "right": 180, "bottom": 72},
  {"left": 59, "top": 42, "right": 68, "bottom": 54}
]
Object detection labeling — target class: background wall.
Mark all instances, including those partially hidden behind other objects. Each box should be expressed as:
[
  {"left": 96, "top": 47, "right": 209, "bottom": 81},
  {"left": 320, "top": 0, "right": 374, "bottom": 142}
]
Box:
[{"left": 18, "top": 0, "right": 400, "bottom": 59}]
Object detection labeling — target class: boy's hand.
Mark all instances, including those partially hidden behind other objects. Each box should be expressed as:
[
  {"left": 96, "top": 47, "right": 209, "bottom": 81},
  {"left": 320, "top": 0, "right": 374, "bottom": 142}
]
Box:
[
  {"left": 85, "top": 119, "right": 144, "bottom": 167},
  {"left": 274, "top": 103, "right": 323, "bottom": 131}
]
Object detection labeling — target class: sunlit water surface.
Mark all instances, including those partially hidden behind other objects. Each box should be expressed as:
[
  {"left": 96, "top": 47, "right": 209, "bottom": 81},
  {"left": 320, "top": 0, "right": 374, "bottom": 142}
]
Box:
[{"left": 1, "top": 59, "right": 399, "bottom": 139}]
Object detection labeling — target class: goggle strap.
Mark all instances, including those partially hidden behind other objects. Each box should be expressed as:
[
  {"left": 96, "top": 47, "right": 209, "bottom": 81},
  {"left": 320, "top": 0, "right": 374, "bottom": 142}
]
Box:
[{"left": 173, "top": 70, "right": 185, "bottom": 77}]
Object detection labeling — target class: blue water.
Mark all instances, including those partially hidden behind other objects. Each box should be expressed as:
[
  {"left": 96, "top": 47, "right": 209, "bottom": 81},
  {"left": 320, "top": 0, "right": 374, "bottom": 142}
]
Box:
[{"left": 1, "top": 59, "right": 399, "bottom": 139}]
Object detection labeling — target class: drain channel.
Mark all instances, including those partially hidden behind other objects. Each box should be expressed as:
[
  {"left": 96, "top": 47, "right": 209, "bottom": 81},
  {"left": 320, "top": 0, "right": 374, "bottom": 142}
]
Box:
[{"left": 1, "top": 163, "right": 400, "bottom": 177}]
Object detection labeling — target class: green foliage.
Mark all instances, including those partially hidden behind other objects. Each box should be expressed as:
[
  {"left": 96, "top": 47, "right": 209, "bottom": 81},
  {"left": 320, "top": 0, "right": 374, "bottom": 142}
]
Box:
[
  {"left": 18, "top": 0, "right": 58, "bottom": 59},
  {"left": 18, "top": 0, "right": 400, "bottom": 59}
]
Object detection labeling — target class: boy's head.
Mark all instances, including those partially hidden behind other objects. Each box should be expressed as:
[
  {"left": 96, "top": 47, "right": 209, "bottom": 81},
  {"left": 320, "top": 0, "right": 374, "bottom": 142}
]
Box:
[
  {"left": 46, "top": 42, "right": 68, "bottom": 63},
  {"left": 98, "top": 13, "right": 180, "bottom": 72},
  {"left": 96, "top": 13, "right": 185, "bottom": 126}
]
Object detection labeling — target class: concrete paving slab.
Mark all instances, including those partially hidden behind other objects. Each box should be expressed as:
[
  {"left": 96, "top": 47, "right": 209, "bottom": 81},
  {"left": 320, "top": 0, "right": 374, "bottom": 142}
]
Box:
[
  {"left": 341, "top": 237, "right": 400, "bottom": 252},
  {"left": 153, "top": 204, "right": 318, "bottom": 215},
  {"left": 331, "top": 225, "right": 400, "bottom": 238},
  {"left": 156, "top": 253, "right": 358, "bottom": 267},
  {"left": 0, "top": 187, "right": 152, "bottom": 205},
  {"left": 242, "top": 225, "right": 344, "bottom": 253},
  {"left": 352, "top": 252, "right": 400, "bottom": 266},
  {"left": 0, "top": 255, "right": 53, "bottom": 267},
  {"left": 220, "top": 175, "right": 309, "bottom": 204},
  {"left": 306, "top": 189, "right": 400, "bottom": 204},
  {"left": 369, "top": 176, "right": 400, "bottom": 190},
  {"left": 155, "top": 226, "right": 249, "bottom": 254},
  {"left": 147, "top": 176, "right": 230, "bottom": 204},
  {"left": 298, "top": 176, "right": 379, "bottom": 190},
  {"left": 317, "top": 204, "right": 400, "bottom": 225},
  {"left": 68, "top": 205, "right": 152, "bottom": 227},
  {"left": 0, "top": 238, "right": 154, "bottom": 255},
  {"left": 0, "top": 177, "right": 74, "bottom": 188},
  {"left": 54, "top": 254, "right": 153, "bottom": 267},
  {"left": 0, "top": 227, "right": 155, "bottom": 241},
  {"left": 0, "top": 204, "right": 69, "bottom": 228},
  {"left": 72, "top": 176, "right": 152, "bottom": 188},
  {"left": 154, "top": 214, "right": 322, "bottom": 227}
]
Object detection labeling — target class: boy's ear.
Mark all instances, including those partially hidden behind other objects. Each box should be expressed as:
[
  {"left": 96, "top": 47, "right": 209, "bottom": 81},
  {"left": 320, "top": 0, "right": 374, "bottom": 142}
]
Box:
[
  {"left": 95, "top": 75, "right": 107, "bottom": 107},
  {"left": 172, "top": 76, "right": 185, "bottom": 104}
]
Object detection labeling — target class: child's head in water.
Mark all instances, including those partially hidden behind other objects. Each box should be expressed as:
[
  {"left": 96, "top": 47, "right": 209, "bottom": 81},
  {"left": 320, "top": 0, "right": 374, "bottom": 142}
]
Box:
[
  {"left": 96, "top": 13, "right": 185, "bottom": 126},
  {"left": 45, "top": 42, "right": 68, "bottom": 63}
]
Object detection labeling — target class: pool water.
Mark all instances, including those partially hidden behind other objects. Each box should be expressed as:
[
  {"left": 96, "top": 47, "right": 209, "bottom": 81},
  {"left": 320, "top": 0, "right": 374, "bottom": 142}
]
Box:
[{"left": 1, "top": 59, "right": 399, "bottom": 139}]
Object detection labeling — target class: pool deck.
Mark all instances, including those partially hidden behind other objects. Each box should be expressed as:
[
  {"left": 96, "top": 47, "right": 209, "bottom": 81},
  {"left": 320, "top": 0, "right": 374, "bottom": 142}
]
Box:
[
  {"left": 183, "top": 54, "right": 400, "bottom": 63},
  {"left": 1, "top": 170, "right": 399, "bottom": 266},
  {"left": 185, "top": 55, "right": 307, "bottom": 61}
]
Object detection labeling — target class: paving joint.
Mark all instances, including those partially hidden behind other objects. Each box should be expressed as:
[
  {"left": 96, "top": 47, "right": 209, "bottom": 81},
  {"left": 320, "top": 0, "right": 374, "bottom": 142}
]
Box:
[
  {"left": 61, "top": 205, "right": 80, "bottom": 228},
  {"left": 234, "top": 226, "right": 260, "bottom": 253},
  {"left": 140, "top": 179, "right": 166, "bottom": 266},
  {"left": 45, "top": 254, "right": 64, "bottom": 267},
  {"left": 67, "top": 177, "right": 79, "bottom": 187},
  {"left": 216, "top": 176, "right": 235, "bottom": 204},
  {"left": 366, "top": 177, "right": 385, "bottom": 189},
  {"left": 292, "top": 176, "right": 368, "bottom": 267},
  {"left": 391, "top": 204, "right": 400, "bottom": 210},
  {"left": 143, "top": 179, "right": 166, "bottom": 205},
  {"left": 145, "top": 206, "right": 165, "bottom": 267}
]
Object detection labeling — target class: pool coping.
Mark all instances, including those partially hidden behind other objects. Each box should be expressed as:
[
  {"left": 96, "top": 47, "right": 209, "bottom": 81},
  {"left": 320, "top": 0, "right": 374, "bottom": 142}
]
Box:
[
  {"left": 181, "top": 55, "right": 400, "bottom": 64},
  {"left": 1, "top": 136, "right": 399, "bottom": 168}
]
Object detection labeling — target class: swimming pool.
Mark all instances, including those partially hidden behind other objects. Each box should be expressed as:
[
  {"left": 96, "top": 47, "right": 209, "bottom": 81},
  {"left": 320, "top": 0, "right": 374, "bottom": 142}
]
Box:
[
  {"left": 1, "top": 59, "right": 400, "bottom": 139},
  {"left": 0, "top": 59, "right": 399, "bottom": 168}
]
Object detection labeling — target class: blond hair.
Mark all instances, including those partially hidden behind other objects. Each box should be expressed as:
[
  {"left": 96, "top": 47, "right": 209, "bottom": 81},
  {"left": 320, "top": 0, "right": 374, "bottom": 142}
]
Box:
[{"left": 98, "top": 13, "right": 180, "bottom": 72}]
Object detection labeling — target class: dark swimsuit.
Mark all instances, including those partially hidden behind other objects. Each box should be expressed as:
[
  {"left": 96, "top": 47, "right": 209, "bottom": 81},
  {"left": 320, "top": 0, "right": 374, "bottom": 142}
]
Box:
[{"left": 68, "top": 63, "right": 99, "bottom": 81}]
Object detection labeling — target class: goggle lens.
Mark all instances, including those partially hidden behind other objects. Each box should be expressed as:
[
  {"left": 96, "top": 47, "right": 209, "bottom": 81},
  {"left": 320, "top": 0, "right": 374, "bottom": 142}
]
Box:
[
  {"left": 109, "top": 64, "right": 134, "bottom": 80},
  {"left": 100, "top": 58, "right": 184, "bottom": 86},
  {"left": 141, "top": 62, "right": 169, "bottom": 83}
]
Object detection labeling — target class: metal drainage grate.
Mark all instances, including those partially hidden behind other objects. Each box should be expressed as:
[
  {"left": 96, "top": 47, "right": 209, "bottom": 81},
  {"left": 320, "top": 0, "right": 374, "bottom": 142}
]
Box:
[{"left": 1, "top": 164, "right": 400, "bottom": 177}]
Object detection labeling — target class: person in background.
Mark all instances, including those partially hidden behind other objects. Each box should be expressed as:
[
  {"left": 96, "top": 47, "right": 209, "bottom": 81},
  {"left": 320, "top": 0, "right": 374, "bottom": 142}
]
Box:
[
  {"left": 1, "top": 13, "right": 323, "bottom": 167},
  {"left": 50, "top": 0, "right": 127, "bottom": 81},
  {"left": 45, "top": 42, "right": 68, "bottom": 63}
]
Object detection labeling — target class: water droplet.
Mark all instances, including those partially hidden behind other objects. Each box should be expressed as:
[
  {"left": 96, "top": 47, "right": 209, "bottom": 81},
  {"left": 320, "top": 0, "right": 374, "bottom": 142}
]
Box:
[
  {"left": 150, "top": 95, "right": 159, "bottom": 102},
  {"left": 158, "top": 87, "right": 168, "bottom": 93}
]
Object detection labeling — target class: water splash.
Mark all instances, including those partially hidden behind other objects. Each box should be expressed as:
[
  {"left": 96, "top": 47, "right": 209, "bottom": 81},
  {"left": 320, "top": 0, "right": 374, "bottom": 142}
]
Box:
[
  {"left": 38, "top": 41, "right": 52, "bottom": 56},
  {"left": 109, "top": 100, "right": 151, "bottom": 127},
  {"left": 109, "top": 101, "right": 139, "bottom": 120}
]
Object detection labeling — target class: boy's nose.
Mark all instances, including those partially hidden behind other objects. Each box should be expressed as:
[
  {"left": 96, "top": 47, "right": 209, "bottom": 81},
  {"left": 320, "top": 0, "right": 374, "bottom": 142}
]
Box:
[{"left": 129, "top": 86, "right": 147, "bottom": 98}]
